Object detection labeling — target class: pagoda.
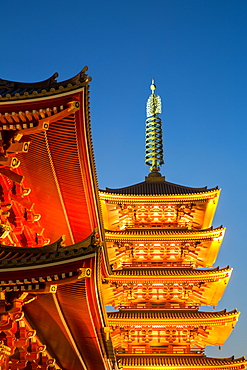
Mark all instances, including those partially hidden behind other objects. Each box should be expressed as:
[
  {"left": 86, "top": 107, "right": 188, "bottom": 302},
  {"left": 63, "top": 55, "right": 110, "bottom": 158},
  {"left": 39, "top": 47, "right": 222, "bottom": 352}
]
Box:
[{"left": 99, "top": 80, "right": 247, "bottom": 370}]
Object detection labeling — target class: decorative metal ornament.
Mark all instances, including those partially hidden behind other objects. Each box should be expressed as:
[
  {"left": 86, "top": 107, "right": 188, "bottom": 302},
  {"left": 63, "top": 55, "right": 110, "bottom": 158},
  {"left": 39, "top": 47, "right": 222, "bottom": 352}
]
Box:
[{"left": 145, "top": 79, "right": 164, "bottom": 172}]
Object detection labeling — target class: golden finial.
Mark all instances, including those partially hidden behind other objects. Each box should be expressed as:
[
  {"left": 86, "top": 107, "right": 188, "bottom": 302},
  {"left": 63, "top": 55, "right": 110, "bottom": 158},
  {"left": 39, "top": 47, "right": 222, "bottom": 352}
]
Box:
[
  {"left": 145, "top": 79, "right": 164, "bottom": 175},
  {"left": 150, "top": 78, "right": 156, "bottom": 94}
]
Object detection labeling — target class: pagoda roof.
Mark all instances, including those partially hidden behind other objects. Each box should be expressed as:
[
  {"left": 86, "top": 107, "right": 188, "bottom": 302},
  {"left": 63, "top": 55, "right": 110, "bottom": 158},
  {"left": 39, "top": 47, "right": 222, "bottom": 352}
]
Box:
[
  {"left": 0, "top": 67, "right": 91, "bottom": 102},
  {"left": 118, "top": 355, "right": 247, "bottom": 369},
  {"left": 107, "top": 308, "right": 238, "bottom": 321},
  {"left": 0, "top": 232, "right": 98, "bottom": 270},
  {"left": 105, "top": 226, "right": 225, "bottom": 240},
  {"left": 110, "top": 266, "right": 231, "bottom": 278},
  {"left": 99, "top": 186, "right": 220, "bottom": 231},
  {"left": 101, "top": 179, "right": 218, "bottom": 196}
]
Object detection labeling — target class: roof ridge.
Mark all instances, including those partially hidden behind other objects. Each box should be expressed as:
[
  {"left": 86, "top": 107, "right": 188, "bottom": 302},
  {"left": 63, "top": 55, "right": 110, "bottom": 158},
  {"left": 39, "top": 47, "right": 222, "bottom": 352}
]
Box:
[
  {"left": 105, "top": 226, "right": 225, "bottom": 234},
  {"left": 100, "top": 180, "right": 218, "bottom": 196},
  {"left": 0, "top": 67, "right": 91, "bottom": 102}
]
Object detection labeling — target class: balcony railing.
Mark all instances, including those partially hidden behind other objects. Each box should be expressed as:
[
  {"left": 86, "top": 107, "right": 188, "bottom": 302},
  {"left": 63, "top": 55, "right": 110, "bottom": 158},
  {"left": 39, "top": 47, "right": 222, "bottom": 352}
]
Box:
[
  {"left": 115, "top": 347, "right": 204, "bottom": 355},
  {"left": 119, "top": 302, "right": 198, "bottom": 310},
  {"left": 121, "top": 261, "right": 194, "bottom": 268}
]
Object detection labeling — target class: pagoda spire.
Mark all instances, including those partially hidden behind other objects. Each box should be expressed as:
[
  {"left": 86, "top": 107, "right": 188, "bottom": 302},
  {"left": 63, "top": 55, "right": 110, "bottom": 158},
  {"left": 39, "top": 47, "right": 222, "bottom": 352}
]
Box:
[{"left": 145, "top": 79, "right": 164, "bottom": 177}]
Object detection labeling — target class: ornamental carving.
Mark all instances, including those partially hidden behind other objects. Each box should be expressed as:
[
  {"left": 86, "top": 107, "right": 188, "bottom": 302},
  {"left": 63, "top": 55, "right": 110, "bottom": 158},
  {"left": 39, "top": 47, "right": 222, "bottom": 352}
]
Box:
[{"left": 0, "top": 79, "right": 15, "bottom": 89}]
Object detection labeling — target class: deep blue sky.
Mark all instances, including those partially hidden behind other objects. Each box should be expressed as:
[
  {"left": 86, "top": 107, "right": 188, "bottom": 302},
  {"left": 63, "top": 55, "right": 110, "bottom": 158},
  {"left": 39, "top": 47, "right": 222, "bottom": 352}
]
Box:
[{"left": 1, "top": 0, "right": 247, "bottom": 358}]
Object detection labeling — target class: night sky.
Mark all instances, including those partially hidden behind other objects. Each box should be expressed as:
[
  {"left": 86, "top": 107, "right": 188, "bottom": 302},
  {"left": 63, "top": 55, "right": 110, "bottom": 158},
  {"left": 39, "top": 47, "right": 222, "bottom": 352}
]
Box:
[{"left": 1, "top": 0, "right": 247, "bottom": 358}]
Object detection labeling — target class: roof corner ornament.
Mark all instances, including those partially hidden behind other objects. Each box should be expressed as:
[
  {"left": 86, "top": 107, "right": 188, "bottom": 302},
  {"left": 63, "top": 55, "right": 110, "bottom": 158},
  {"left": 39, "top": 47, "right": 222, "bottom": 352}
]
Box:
[{"left": 145, "top": 79, "right": 164, "bottom": 176}]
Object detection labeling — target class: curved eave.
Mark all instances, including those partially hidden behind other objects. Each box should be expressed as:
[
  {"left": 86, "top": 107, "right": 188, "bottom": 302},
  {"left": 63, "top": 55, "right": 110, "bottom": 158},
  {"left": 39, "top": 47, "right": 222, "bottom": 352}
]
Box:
[
  {"left": 99, "top": 188, "right": 221, "bottom": 203},
  {"left": 105, "top": 227, "right": 225, "bottom": 242},
  {"left": 0, "top": 67, "right": 91, "bottom": 103},
  {"left": 106, "top": 266, "right": 232, "bottom": 283},
  {"left": 107, "top": 309, "right": 240, "bottom": 327},
  {"left": 118, "top": 355, "right": 247, "bottom": 370},
  {"left": 0, "top": 233, "right": 99, "bottom": 270},
  {"left": 102, "top": 179, "right": 218, "bottom": 197}
]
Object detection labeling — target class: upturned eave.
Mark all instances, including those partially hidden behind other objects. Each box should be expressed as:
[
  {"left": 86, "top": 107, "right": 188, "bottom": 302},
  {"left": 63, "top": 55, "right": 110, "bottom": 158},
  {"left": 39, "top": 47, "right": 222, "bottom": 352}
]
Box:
[
  {"left": 106, "top": 266, "right": 232, "bottom": 283},
  {"left": 117, "top": 355, "right": 247, "bottom": 370},
  {"left": 107, "top": 309, "right": 240, "bottom": 327},
  {"left": 105, "top": 226, "right": 225, "bottom": 242},
  {"left": 99, "top": 188, "right": 221, "bottom": 204},
  {"left": 0, "top": 67, "right": 91, "bottom": 103}
]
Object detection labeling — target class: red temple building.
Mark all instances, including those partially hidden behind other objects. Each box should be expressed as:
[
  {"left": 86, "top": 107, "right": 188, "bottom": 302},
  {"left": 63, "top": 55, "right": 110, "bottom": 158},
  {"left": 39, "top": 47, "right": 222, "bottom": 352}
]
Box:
[{"left": 0, "top": 70, "right": 245, "bottom": 370}]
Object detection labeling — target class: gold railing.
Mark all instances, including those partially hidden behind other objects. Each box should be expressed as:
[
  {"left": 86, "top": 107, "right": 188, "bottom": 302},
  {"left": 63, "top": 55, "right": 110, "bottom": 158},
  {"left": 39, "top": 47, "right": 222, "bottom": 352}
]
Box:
[
  {"left": 121, "top": 261, "right": 194, "bottom": 268},
  {"left": 115, "top": 347, "right": 204, "bottom": 355}
]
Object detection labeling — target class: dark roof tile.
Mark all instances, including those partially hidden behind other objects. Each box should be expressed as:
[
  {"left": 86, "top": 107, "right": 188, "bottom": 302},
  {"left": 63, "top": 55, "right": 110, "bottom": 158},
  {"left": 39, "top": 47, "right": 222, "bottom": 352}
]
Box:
[
  {"left": 0, "top": 67, "right": 90, "bottom": 101},
  {"left": 107, "top": 309, "right": 238, "bottom": 320},
  {"left": 112, "top": 266, "right": 230, "bottom": 277},
  {"left": 102, "top": 180, "right": 218, "bottom": 196},
  {"left": 0, "top": 232, "right": 98, "bottom": 268},
  {"left": 119, "top": 355, "right": 247, "bottom": 367},
  {"left": 105, "top": 226, "right": 223, "bottom": 236}
]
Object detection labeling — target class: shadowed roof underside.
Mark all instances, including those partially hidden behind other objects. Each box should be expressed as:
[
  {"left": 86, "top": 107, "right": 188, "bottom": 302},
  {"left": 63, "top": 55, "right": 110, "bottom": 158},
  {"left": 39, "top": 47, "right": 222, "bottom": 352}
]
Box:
[{"left": 17, "top": 112, "right": 93, "bottom": 245}]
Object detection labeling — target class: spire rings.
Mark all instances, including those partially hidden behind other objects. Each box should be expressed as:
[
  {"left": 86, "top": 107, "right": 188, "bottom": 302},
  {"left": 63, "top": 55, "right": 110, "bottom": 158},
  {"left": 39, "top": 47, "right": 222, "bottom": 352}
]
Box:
[
  {"left": 145, "top": 79, "right": 164, "bottom": 173},
  {"left": 145, "top": 116, "right": 164, "bottom": 171}
]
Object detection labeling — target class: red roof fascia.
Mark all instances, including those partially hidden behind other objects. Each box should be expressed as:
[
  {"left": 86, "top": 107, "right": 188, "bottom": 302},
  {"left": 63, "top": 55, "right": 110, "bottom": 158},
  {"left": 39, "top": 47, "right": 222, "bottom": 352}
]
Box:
[{"left": 75, "top": 90, "right": 99, "bottom": 234}]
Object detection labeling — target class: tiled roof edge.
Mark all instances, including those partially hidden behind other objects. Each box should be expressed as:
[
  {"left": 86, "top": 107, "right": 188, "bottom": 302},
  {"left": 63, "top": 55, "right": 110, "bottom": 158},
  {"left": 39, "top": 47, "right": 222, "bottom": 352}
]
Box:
[
  {"left": 0, "top": 231, "right": 99, "bottom": 268},
  {"left": 105, "top": 226, "right": 225, "bottom": 235},
  {"left": 0, "top": 67, "right": 91, "bottom": 101},
  {"left": 112, "top": 265, "right": 231, "bottom": 276},
  {"left": 100, "top": 180, "right": 219, "bottom": 196}
]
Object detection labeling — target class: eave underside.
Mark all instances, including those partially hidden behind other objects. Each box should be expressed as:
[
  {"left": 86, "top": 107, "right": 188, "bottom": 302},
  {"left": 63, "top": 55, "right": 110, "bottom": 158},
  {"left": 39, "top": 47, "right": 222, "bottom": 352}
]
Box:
[
  {"left": 17, "top": 112, "right": 91, "bottom": 245},
  {"left": 24, "top": 280, "right": 108, "bottom": 370}
]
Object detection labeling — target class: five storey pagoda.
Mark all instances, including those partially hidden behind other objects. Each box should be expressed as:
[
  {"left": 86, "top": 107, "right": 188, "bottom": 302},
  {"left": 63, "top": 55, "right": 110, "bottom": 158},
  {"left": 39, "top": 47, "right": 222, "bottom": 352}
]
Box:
[{"left": 100, "top": 80, "right": 247, "bottom": 370}]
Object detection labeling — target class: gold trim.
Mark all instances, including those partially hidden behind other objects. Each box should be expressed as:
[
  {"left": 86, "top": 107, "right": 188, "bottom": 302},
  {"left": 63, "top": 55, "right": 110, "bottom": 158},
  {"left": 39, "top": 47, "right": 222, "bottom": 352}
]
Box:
[
  {"left": 99, "top": 188, "right": 220, "bottom": 203},
  {"left": 108, "top": 311, "right": 240, "bottom": 327}
]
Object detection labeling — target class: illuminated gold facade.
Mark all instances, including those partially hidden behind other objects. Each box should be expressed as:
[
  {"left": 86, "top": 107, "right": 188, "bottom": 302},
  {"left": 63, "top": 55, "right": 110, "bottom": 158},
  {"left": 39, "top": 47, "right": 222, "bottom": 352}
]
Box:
[{"left": 100, "top": 188, "right": 236, "bottom": 355}]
